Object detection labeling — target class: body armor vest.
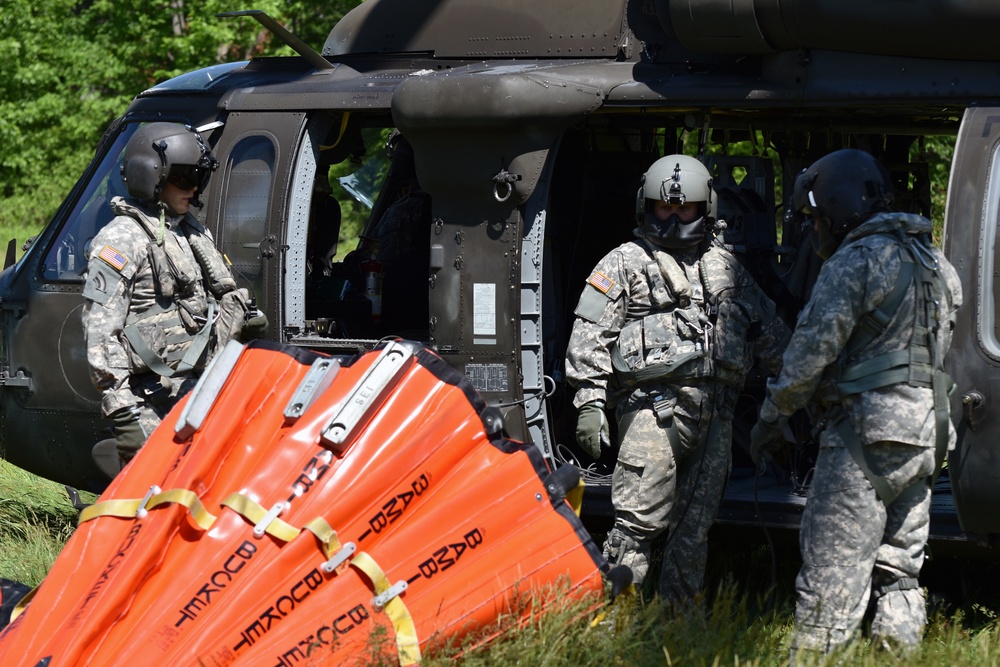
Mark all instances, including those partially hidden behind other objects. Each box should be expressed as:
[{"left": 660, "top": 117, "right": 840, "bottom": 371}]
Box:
[
  {"left": 611, "top": 241, "right": 757, "bottom": 390},
  {"left": 112, "top": 197, "right": 238, "bottom": 377}
]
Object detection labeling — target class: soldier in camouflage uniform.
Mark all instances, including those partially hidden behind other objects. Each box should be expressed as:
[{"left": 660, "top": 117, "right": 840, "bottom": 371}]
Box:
[
  {"left": 566, "top": 154, "right": 790, "bottom": 605},
  {"left": 82, "top": 122, "right": 267, "bottom": 478},
  {"left": 751, "top": 149, "right": 962, "bottom": 658}
]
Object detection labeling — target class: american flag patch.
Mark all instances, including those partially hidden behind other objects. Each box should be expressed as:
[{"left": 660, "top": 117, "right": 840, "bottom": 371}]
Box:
[
  {"left": 98, "top": 245, "right": 128, "bottom": 272},
  {"left": 588, "top": 271, "right": 614, "bottom": 293}
]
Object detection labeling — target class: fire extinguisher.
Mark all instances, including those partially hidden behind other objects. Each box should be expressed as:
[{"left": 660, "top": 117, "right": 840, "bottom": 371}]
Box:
[{"left": 360, "top": 251, "right": 384, "bottom": 323}]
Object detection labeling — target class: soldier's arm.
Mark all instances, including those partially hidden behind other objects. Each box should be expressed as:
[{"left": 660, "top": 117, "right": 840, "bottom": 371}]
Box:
[
  {"left": 763, "top": 246, "right": 874, "bottom": 418},
  {"left": 565, "top": 250, "right": 629, "bottom": 408},
  {"left": 81, "top": 222, "right": 142, "bottom": 416}
]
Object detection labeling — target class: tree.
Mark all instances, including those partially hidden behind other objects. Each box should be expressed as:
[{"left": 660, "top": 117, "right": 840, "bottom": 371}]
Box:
[{"left": 0, "top": 0, "right": 361, "bottom": 237}]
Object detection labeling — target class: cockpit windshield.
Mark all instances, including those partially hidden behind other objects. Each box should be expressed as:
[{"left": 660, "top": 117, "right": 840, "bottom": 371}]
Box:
[{"left": 38, "top": 124, "right": 139, "bottom": 282}]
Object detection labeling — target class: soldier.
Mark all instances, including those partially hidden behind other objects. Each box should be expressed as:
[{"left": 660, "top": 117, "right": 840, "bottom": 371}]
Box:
[
  {"left": 82, "top": 122, "right": 267, "bottom": 479},
  {"left": 566, "top": 154, "right": 789, "bottom": 604},
  {"left": 750, "top": 149, "right": 962, "bottom": 658}
]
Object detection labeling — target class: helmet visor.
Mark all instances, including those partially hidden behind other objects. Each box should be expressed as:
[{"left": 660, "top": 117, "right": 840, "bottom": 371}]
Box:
[{"left": 166, "top": 165, "right": 202, "bottom": 190}]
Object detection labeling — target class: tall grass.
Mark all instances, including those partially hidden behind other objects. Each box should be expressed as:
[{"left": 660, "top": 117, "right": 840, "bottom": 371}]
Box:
[
  {"left": 0, "top": 459, "right": 93, "bottom": 587},
  {"left": 0, "top": 455, "right": 997, "bottom": 666},
  {"left": 419, "top": 581, "right": 1000, "bottom": 667}
]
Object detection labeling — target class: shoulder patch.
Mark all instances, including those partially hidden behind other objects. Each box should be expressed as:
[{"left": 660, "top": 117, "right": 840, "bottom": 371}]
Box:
[
  {"left": 588, "top": 271, "right": 614, "bottom": 294},
  {"left": 98, "top": 245, "right": 129, "bottom": 272}
]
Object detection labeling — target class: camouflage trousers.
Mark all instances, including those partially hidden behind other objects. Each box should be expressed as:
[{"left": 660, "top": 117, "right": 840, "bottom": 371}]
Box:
[
  {"left": 124, "top": 372, "right": 199, "bottom": 458},
  {"left": 603, "top": 385, "right": 730, "bottom": 606},
  {"left": 793, "top": 440, "right": 935, "bottom": 654}
]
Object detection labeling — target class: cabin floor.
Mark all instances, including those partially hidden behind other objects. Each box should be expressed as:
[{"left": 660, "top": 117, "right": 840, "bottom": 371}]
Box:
[{"left": 580, "top": 466, "right": 984, "bottom": 560}]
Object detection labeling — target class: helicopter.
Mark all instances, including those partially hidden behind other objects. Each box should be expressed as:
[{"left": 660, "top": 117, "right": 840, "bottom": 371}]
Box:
[{"left": 3, "top": 0, "right": 1000, "bottom": 560}]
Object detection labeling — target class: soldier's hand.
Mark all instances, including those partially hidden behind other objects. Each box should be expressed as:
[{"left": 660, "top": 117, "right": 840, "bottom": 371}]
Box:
[
  {"left": 750, "top": 414, "right": 789, "bottom": 465},
  {"left": 576, "top": 401, "right": 611, "bottom": 460},
  {"left": 240, "top": 313, "right": 269, "bottom": 341}
]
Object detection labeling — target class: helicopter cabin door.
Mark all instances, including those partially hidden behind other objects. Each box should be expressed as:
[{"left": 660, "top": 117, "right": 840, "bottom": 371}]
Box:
[
  {"left": 943, "top": 106, "right": 1000, "bottom": 542},
  {"left": 203, "top": 112, "right": 308, "bottom": 335}
]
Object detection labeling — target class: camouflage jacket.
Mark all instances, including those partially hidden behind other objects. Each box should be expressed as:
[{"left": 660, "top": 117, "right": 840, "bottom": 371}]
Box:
[
  {"left": 566, "top": 233, "right": 789, "bottom": 409},
  {"left": 760, "top": 212, "right": 963, "bottom": 448},
  {"left": 82, "top": 197, "right": 240, "bottom": 417}
]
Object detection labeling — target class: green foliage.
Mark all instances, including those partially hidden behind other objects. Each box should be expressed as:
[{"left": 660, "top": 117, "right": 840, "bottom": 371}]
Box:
[{"left": 0, "top": 0, "right": 361, "bottom": 239}]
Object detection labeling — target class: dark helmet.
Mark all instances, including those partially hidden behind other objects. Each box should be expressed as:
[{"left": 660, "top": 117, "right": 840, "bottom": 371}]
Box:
[
  {"left": 635, "top": 154, "right": 717, "bottom": 250},
  {"left": 793, "top": 148, "right": 893, "bottom": 258},
  {"left": 121, "top": 122, "right": 218, "bottom": 207}
]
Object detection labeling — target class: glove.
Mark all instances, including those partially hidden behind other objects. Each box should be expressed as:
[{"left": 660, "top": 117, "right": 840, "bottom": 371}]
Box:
[
  {"left": 750, "top": 414, "right": 789, "bottom": 465},
  {"left": 111, "top": 406, "right": 146, "bottom": 464},
  {"left": 240, "top": 312, "right": 269, "bottom": 341},
  {"left": 576, "top": 401, "right": 611, "bottom": 460}
]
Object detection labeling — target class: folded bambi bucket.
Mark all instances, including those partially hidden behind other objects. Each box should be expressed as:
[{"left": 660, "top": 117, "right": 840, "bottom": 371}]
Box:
[{"left": 0, "top": 339, "right": 626, "bottom": 666}]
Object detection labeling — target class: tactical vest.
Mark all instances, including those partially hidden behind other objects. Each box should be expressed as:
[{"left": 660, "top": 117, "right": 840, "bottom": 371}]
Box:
[
  {"left": 113, "top": 198, "right": 239, "bottom": 377},
  {"left": 610, "top": 242, "right": 757, "bottom": 390},
  {"left": 823, "top": 230, "right": 954, "bottom": 503}
]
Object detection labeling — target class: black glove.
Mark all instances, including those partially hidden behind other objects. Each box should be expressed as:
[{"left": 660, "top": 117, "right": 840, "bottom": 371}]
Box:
[
  {"left": 240, "top": 313, "right": 269, "bottom": 341},
  {"left": 750, "top": 414, "right": 789, "bottom": 465},
  {"left": 111, "top": 407, "right": 146, "bottom": 464},
  {"left": 576, "top": 401, "right": 611, "bottom": 460}
]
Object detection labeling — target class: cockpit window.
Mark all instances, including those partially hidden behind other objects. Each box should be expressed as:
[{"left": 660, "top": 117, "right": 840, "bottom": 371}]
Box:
[
  {"left": 146, "top": 62, "right": 249, "bottom": 93},
  {"left": 40, "top": 125, "right": 138, "bottom": 282}
]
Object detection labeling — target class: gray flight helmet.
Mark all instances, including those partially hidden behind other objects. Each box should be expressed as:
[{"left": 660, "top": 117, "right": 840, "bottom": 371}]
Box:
[
  {"left": 121, "top": 122, "right": 218, "bottom": 205},
  {"left": 635, "top": 154, "right": 717, "bottom": 249}
]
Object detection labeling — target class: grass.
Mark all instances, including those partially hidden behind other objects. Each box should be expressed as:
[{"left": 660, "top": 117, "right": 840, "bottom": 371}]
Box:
[
  {"left": 0, "top": 459, "right": 94, "bottom": 587},
  {"left": 416, "top": 581, "right": 1000, "bottom": 667},
  {"left": 0, "top": 456, "right": 997, "bottom": 666}
]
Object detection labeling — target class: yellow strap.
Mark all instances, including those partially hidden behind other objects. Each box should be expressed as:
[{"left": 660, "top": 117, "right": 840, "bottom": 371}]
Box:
[
  {"left": 302, "top": 516, "right": 341, "bottom": 559},
  {"left": 351, "top": 551, "right": 421, "bottom": 666},
  {"left": 566, "top": 479, "right": 586, "bottom": 518},
  {"left": 78, "top": 488, "right": 217, "bottom": 530},
  {"left": 220, "top": 493, "right": 301, "bottom": 543},
  {"left": 9, "top": 584, "right": 38, "bottom": 624},
  {"left": 155, "top": 489, "right": 217, "bottom": 530},
  {"left": 319, "top": 112, "right": 352, "bottom": 151}
]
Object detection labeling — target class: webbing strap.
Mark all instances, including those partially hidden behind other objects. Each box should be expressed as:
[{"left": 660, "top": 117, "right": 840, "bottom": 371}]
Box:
[
  {"left": 872, "top": 576, "right": 920, "bottom": 600},
  {"left": 846, "top": 259, "right": 915, "bottom": 359},
  {"left": 78, "top": 488, "right": 217, "bottom": 530},
  {"left": 9, "top": 585, "right": 38, "bottom": 624},
  {"left": 351, "top": 551, "right": 421, "bottom": 666},
  {"left": 565, "top": 479, "right": 586, "bottom": 517},
  {"left": 123, "top": 301, "right": 216, "bottom": 378},
  {"left": 931, "top": 369, "right": 952, "bottom": 479},
  {"left": 302, "top": 516, "right": 342, "bottom": 559},
  {"left": 220, "top": 493, "right": 301, "bottom": 542},
  {"left": 835, "top": 416, "right": 898, "bottom": 504}
]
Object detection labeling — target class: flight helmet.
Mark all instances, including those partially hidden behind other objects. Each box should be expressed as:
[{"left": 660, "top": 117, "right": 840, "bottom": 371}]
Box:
[
  {"left": 793, "top": 148, "right": 893, "bottom": 258},
  {"left": 121, "top": 122, "right": 218, "bottom": 207},
  {"left": 635, "top": 154, "right": 717, "bottom": 249}
]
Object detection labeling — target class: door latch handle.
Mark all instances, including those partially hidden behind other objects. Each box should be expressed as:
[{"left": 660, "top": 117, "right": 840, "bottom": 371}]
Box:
[{"left": 962, "top": 390, "right": 985, "bottom": 431}]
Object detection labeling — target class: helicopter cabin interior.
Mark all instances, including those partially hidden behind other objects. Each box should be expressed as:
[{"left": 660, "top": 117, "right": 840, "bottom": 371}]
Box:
[{"left": 274, "top": 108, "right": 951, "bottom": 496}]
